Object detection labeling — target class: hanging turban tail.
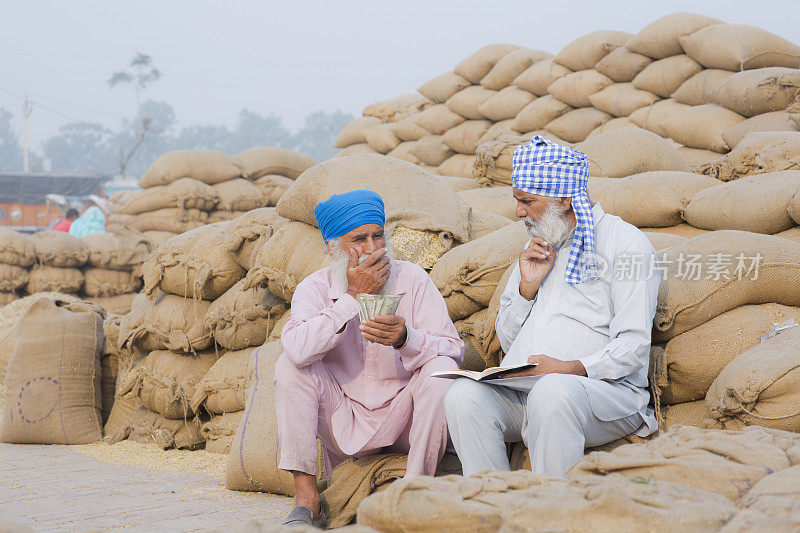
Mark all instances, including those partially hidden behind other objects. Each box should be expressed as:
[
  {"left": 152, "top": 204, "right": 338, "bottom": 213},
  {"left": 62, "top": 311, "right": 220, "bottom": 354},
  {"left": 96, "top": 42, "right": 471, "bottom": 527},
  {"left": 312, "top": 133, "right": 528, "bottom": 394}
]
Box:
[
  {"left": 512, "top": 135, "right": 597, "bottom": 285},
  {"left": 314, "top": 189, "right": 386, "bottom": 243}
]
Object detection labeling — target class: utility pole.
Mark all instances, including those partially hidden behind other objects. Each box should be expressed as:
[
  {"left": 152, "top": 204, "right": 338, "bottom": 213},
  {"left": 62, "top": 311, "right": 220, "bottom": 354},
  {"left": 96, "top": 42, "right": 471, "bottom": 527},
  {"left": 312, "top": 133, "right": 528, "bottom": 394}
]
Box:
[{"left": 23, "top": 96, "right": 32, "bottom": 172}]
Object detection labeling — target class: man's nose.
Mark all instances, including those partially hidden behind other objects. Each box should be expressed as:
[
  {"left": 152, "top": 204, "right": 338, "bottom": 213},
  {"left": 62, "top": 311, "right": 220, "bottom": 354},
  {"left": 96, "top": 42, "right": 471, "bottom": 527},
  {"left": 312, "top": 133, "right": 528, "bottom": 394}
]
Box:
[
  {"left": 363, "top": 238, "right": 377, "bottom": 253},
  {"left": 515, "top": 201, "right": 527, "bottom": 219}
]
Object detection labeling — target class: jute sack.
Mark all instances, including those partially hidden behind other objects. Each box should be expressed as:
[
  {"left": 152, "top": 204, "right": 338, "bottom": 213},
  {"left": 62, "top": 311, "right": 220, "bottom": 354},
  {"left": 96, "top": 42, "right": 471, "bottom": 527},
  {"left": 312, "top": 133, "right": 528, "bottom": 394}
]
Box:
[
  {"left": 637, "top": 223, "right": 709, "bottom": 239},
  {"left": 511, "top": 95, "right": 572, "bottom": 132},
  {"left": 438, "top": 154, "right": 477, "bottom": 178},
  {"left": 225, "top": 341, "right": 327, "bottom": 496},
  {"left": 225, "top": 207, "right": 289, "bottom": 271},
  {"left": 586, "top": 117, "right": 637, "bottom": 138},
  {"left": 139, "top": 150, "right": 242, "bottom": 188},
  {"left": 110, "top": 406, "right": 205, "bottom": 450},
  {"left": 679, "top": 24, "right": 800, "bottom": 71},
  {"left": 205, "top": 278, "right": 287, "bottom": 351},
  {"left": 363, "top": 94, "right": 432, "bottom": 123},
  {"left": 625, "top": 13, "right": 722, "bottom": 59},
  {"left": 588, "top": 83, "right": 659, "bottom": 117},
  {"left": 457, "top": 186, "right": 516, "bottom": 220},
  {"left": 26, "top": 265, "right": 83, "bottom": 294},
  {"left": 335, "top": 116, "right": 382, "bottom": 148},
  {"left": 673, "top": 69, "right": 736, "bottom": 106},
  {"left": 0, "top": 299, "right": 104, "bottom": 444},
  {"left": 0, "top": 263, "right": 28, "bottom": 292},
  {"left": 0, "top": 292, "right": 18, "bottom": 307},
  {"left": 776, "top": 226, "right": 800, "bottom": 244},
  {"left": 643, "top": 231, "right": 687, "bottom": 250},
  {"left": 364, "top": 123, "right": 401, "bottom": 154},
  {"left": 0, "top": 229, "right": 35, "bottom": 267},
  {"left": 568, "top": 425, "right": 800, "bottom": 501},
  {"left": 699, "top": 131, "right": 800, "bottom": 181},
  {"left": 418, "top": 72, "right": 471, "bottom": 103},
  {"left": 706, "top": 326, "right": 800, "bottom": 432},
  {"left": 431, "top": 221, "right": 527, "bottom": 320},
  {"left": 357, "top": 470, "right": 734, "bottom": 533},
  {"left": 469, "top": 262, "right": 516, "bottom": 368},
  {"left": 119, "top": 178, "right": 218, "bottom": 215},
  {"left": 789, "top": 192, "right": 800, "bottom": 225},
  {"left": 553, "top": 30, "right": 632, "bottom": 71},
  {"left": 682, "top": 170, "right": 800, "bottom": 234},
  {"left": 546, "top": 107, "right": 612, "bottom": 143},
  {"left": 592, "top": 171, "right": 718, "bottom": 227},
  {"left": 653, "top": 230, "right": 800, "bottom": 342},
  {"left": 632, "top": 55, "right": 703, "bottom": 98},
  {"left": 469, "top": 210, "right": 514, "bottom": 240},
  {"left": 413, "top": 104, "right": 465, "bottom": 135},
  {"left": 454, "top": 315, "right": 488, "bottom": 372},
  {"left": 82, "top": 233, "right": 149, "bottom": 271},
  {"left": 31, "top": 231, "right": 87, "bottom": 267},
  {"left": 629, "top": 98, "right": 690, "bottom": 137},
  {"left": 477, "top": 87, "right": 535, "bottom": 121},
  {"left": 208, "top": 210, "right": 249, "bottom": 224},
  {"left": 143, "top": 222, "right": 246, "bottom": 301},
  {"left": 721, "top": 111, "right": 799, "bottom": 149},
  {"left": 575, "top": 128, "right": 691, "bottom": 178},
  {"left": 202, "top": 411, "right": 243, "bottom": 454},
  {"left": 87, "top": 293, "right": 137, "bottom": 316},
  {"left": 411, "top": 135, "right": 454, "bottom": 167},
  {"left": 454, "top": 44, "right": 519, "bottom": 84},
  {"left": 100, "top": 353, "right": 117, "bottom": 425},
  {"left": 442, "top": 120, "right": 492, "bottom": 154},
  {"left": 709, "top": 68, "right": 799, "bottom": 118},
  {"left": 390, "top": 227, "right": 455, "bottom": 269},
  {"left": 233, "top": 146, "right": 315, "bottom": 180},
  {"left": 653, "top": 303, "right": 800, "bottom": 405},
  {"left": 118, "top": 292, "right": 212, "bottom": 354},
  {"left": 191, "top": 347, "right": 254, "bottom": 415},
  {"left": 83, "top": 268, "right": 142, "bottom": 297},
  {"left": 677, "top": 146, "right": 722, "bottom": 169},
  {"left": 140, "top": 230, "right": 177, "bottom": 251},
  {"left": 659, "top": 104, "right": 746, "bottom": 153},
  {"left": 130, "top": 207, "right": 208, "bottom": 234},
  {"left": 721, "top": 469, "right": 800, "bottom": 533},
  {"left": 548, "top": 70, "right": 615, "bottom": 108},
  {"left": 276, "top": 154, "right": 472, "bottom": 244},
  {"left": 660, "top": 400, "right": 712, "bottom": 429},
  {"left": 212, "top": 179, "right": 267, "bottom": 211},
  {"left": 391, "top": 115, "right": 428, "bottom": 143},
  {"left": 253, "top": 174, "right": 294, "bottom": 206},
  {"left": 436, "top": 175, "right": 480, "bottom": 193},
  {"left": 456, "top": 307, "right": 501, "bottom": 371},
  {"left": 477, "top": 119, "right": 519, "bottom": 147},
  {"left": 593, "top": 47, "right": 653, "bottom": 83},
  {"left": 480, "top": 48, "right": 552, "bottom": 90},
  {"left": 513, "top": 58, "right": 572, "bottom": 96},
  {"left": 446, "top": 86, "right": 497, "bottom": 120},
  {"left": 474, "top": 135, "right": 529, "bottom": 186}
]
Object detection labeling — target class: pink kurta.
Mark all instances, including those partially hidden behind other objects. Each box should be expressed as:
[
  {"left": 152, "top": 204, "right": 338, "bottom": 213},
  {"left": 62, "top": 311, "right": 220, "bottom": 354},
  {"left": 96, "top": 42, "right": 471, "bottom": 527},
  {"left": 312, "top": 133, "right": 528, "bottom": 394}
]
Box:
[{"left": 275, "top": 259, "right": 464, "bottom": 477}]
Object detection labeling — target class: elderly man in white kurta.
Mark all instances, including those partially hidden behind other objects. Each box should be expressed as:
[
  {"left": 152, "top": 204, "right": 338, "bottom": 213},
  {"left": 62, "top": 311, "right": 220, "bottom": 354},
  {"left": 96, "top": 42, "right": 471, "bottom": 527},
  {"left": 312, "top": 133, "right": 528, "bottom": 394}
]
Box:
[{"left": 444, "top": 136, "right": 660, "bottom": 478}]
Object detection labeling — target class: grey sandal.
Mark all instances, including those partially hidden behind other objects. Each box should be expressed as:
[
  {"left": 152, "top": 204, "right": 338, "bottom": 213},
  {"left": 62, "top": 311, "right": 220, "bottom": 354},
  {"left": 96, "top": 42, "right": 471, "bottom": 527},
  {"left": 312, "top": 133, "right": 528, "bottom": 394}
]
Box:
[{"left": 282, "top": 499, "right": 329, "bottom": 529}]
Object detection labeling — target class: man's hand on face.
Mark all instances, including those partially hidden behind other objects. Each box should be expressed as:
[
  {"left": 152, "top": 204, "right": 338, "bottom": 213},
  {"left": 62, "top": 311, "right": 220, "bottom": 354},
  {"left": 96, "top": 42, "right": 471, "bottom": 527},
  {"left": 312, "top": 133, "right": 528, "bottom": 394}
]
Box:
[
  {"left": 501, "top": 354, "right": 587, "bottom": 378},
  {"left": 518, "top": 237, "right": 555, "bottom": 300},
  {"left": 346, "top": 247, "right": 390, "bottom": 296},
  {"left": 360, "top": 314, "right": 407, "bottom": 347}
]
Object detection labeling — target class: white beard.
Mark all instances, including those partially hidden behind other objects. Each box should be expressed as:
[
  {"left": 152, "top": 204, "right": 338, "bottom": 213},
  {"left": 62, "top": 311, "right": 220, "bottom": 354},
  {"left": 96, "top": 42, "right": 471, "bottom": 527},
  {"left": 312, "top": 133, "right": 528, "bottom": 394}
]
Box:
[
  {"left": 328, "top": 237, "right": 396, "bottom": 296},
  {"left": 525, "top": 201, "right": 574, "bottom": 250}
]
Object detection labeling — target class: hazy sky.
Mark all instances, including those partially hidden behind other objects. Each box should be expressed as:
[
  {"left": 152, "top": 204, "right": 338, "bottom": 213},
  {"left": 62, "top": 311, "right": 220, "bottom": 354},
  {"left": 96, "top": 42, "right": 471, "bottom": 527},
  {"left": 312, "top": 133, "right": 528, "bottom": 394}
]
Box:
[{"left": 2, "top": 0, "right": 798, "bottom": 148}]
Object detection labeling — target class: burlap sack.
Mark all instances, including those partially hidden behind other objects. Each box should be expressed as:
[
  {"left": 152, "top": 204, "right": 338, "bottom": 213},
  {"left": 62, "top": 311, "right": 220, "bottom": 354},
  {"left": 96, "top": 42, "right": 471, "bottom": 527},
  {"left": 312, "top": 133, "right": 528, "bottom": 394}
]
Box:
[
  {"left": 546, "top": 107, "right": 612, "bottom": 143},
  {"left": 0, "top": 229, "right": 35, "bottom": 267},
  {"left": 480, "top": 48, "right": 551, "bottom": 90},
  {"left": 683, "top": 170, "right": 800, "bottom": 234},
  {"left": 436, "top": 175, "right": 479, "bottom": 193},
  {"left": 130, "top": 207, "right": 208, "bottom": 234},
  {"left": 208, "top": 210, "right": 250, "bottom": 224},
  {"left": 586, "top": 117, "right": 637, "bottom": 138},
  {"left": 363, "top": 94, "right": 432, "bottom": 123},
  {"left": 626, "top": 13, "right": 722, "bottom": 59},
  {"left": 413, "top": 104, "right": 465, "bottom": 135},
  {"left": 82, "top": 233, "right": 148, "bottom": 271},
  {"left": 442, "top": 120, "right": 492, "bottom": 154},
  {"left": 408, "top": 135, "right": 452, "bottom": 167},
  {"left": 469, "top": 210, "right": 513, "bottom": 240},
  {"left": 643, "top": 231, "right": 687, "bottom": 250},
  {"left": 438, "top": 154, "right": 477, "bottom": 178},
  {"left": 119, "top": 178, "right": 218, "bottom": 215},
  {"left": 575, "top": 128, "right": 691, "bottom": 178},
  {"left": 588, "top": 83, "right": 660, "bottom": 118},
  {"left": 593, "top": 171, "right": 718, "bottom": 227},
  {"left": 418, "top": 72, "right": 471, "bottom": 103},
  {"left": 721, "top": 111, "right": 799, "bottom": 149},
  {"left": 31, "top": 231, "right": 87, "bottom": 267},
  {"left": 0, "top": 263, "right": 28, "bottom": 292},
  {"left": 233, "top": 146, "right": 315, "bottom": 180},
  {"left": 638, "top": 223, "right": 709, "bottom": 239},
  {"left": 467, "top": 262, "right": 516, "bottom": 368},
  {"left": 629, "top": 98, "right": 690, "bottom": 137},
  {"left": 225, "top": 341, "right": 326, "bottom": 496},
  {"left": 26, "top": 265, "right": 83, "bottom": 294},
  {"left": 0, "top": 292, "right": 18, "bottom": 307},
  {"left": 653, "top": 230, "right": 800, "bottom": 342},
  {"left": 594, "top": 47, "right": 653, "bottom": 83},
  {"left": 477, "top": 119, "right": 519, "bottom": 147},
  {"left": 473, "top": 135, "right": 528, "bottom": 186},
  {"left": 88, "top": 293, "right": 137, "bottom": 316},
  {"left": 391, "top": 115, "right": 428, "bottom": 142},
  {"left": 209, "top": 179, "right": 265, "bottom": 211},
  {"left": 140, "top": 230, "right": 177, "bottom": 251},
  {"left": 653, "top": 303, "right": 800, "bottom": 405},
  {"left": 100, "top": 352, "right": 117, "bottom": 425},
  {"left": 776, "top": 226, "right": 800, "bottom": 244},
  {"left": 511, "top": 95, "right": 572, "bottom": 133},
  {"left": 446, "top": 86, "right": 497, "bottom": 120},
  {"left": 709, "top": 68, "right": 800, "bottom": 119},
  {"left": 569, "top": 425, "right": 800, "bottom": 501},
  {"left": 672, "top": 69, "right": 736, "bottom": 106},
  {"left": 660, "top": 400, "right": 712, "bottom": 429},
  {"left": 454, "top": 44, "right": 519, "bottom": 84},
  {"left": 553, "top": 30, "right": 631, "bottom": 71},
  {"left": 83, "top": 268, "right": 142, "bottom": 297},
  {"left": 513, "top": 58, "right": 572, "bottom": 96},
  {"left": 139, "top": 150, "right": 242, "bottom": 188},
  {"left": 548, "top": 70, "right": 614, "bottom": 108},
  {"left": 706, "top": 326, "right": 800, "bottom": 432},
  {"left": 191, "top": 347, "right": 254, "bottom": 415},
  {"left": 699, "top": 131, "right": 800, "bottom": 182},
  {"left": 431, "top": 221, "right": 527, "bottom": 320},
  {"left": 202, "top": 411, "right": 243, "bottom": 454},
  {"left": 659, "top": 104, "right": 746, "bottom": 153},
  {"left": 224, "top": 207, "right": 289, "bottom": 271},
  {"left": 118, "top": 292, "right": 212, "bottom": 354},
  {"left": 719, "top": 465, "right": 800, "bottom": 532},
  {"left": 677, "top": 146, "right": 721, "bottom": 169},
  {"left": 454, "top": 315, "right": 486, "bottom": 372},
  {"left": 457, "top": 186, "right": 516, "bottom": 220},
  {"left": 632, "top": 55, "right": 703, "bottom": 98},
  {"left": 276, "top": 154, "right": 472, "bottom": 244},
  {"left": 364, "top": 123, "right": 401, "bottom": 154},
  {"left": 0, "top": 299, "right": 104, "bottom": 444},
  {"left": 390, "top": 227, "right": 454, "bottom": 269},
  {"left": 335, "top": 116, "right": 383, "bottom": 148},
  {"left": 477, "top": 87, "right": 535, "bottom": 121},
  {"left": 110, "top": 407, "right": 205, "bottom": 450},
  {"left": 143, "top": 222, "right": 245, "bottom": 301},
  {"left": 680, "top": 24, "right": 800, "bottom": 71},
  {"left": 253, "top": 174, "right": 294, "bottom": 207}
]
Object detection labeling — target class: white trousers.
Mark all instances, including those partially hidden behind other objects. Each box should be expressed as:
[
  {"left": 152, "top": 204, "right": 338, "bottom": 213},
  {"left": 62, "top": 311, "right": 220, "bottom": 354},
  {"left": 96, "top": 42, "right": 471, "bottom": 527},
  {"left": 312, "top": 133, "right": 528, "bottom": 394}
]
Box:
[{"left": 444, "top": 374, "right": 644, "bottom": 478}]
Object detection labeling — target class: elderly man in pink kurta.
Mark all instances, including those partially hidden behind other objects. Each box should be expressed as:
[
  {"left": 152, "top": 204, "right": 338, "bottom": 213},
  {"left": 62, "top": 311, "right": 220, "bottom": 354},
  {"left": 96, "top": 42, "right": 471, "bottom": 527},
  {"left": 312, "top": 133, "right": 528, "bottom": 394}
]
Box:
[{"left": 276, "top": 189, "right": 464, "bottom": 528}]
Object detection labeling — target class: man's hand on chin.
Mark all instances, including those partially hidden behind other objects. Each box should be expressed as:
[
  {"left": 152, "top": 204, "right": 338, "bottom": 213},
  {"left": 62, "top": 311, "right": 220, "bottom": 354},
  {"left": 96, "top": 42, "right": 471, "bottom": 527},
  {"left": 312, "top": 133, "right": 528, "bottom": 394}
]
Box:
[{"left": 501, "top": 354, "right": 587, "bottom": 378}]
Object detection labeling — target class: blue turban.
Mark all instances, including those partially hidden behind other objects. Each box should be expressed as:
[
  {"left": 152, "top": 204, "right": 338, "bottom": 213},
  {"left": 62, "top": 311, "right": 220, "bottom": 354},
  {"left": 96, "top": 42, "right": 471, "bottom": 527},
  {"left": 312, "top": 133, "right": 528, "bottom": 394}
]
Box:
[{"left": 314, "top": 190, "right": 386, "bottom": 243}]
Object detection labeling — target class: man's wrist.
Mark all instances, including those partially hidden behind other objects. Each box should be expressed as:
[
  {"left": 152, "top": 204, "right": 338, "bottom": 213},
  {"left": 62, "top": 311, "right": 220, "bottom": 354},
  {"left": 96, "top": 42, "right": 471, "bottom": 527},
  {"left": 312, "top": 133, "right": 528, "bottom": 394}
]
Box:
[
  {"left": 393, "top": 326, "right": 409, "bottom": 349},
  {"left": 568, "top": 360, "right": 587, "bottom": 376},
  {"left": 519, "top": 280, "right": 540, "bottom": 301}
]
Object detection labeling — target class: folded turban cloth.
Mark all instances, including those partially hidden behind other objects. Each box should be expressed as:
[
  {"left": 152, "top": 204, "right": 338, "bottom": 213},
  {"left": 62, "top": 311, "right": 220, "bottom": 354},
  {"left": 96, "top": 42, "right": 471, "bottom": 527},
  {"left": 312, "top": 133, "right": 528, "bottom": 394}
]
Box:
[
  {"left": 314, "top": 189, "right": 386, "bottom": 243},
  {"left": 512, "top": 135, "right": 597, "bottom": 285}
]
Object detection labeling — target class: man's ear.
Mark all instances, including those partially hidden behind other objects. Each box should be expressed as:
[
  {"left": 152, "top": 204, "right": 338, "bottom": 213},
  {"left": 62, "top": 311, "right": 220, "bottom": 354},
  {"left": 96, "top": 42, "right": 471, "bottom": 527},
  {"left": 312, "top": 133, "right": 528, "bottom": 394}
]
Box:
[{"left": 559, "top": 196, "right": 572, "bottom": 213}]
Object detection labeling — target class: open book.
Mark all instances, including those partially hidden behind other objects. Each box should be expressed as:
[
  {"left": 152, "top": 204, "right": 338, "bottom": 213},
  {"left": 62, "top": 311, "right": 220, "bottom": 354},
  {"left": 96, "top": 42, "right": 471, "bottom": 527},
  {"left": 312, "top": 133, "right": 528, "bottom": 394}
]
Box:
[{"left": 431, "top": 362, "right": 537, "bottom": 381}]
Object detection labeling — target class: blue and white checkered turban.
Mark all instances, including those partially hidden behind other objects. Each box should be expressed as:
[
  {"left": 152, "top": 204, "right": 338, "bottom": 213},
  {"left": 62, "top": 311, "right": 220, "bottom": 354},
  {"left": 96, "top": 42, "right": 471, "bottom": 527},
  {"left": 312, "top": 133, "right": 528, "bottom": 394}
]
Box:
[{"left": 512, "top": 135, "right": 597, "bottom": 285}]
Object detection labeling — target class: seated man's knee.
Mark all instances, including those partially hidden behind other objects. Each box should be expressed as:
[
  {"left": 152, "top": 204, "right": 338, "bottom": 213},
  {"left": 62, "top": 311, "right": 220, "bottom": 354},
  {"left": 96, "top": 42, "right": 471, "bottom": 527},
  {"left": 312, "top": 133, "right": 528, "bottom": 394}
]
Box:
[
  {"left": 274, "top": 354, "right": 308, "bottom": 391},
  {"left": 527, "top": 374, "right": 584, "bottom": 420},
  {"left": 420, "top": 355, "right": 459, "bottom": 376},
  {"left": 444, "top": 378, "right": 484, "bottom": 421}
]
